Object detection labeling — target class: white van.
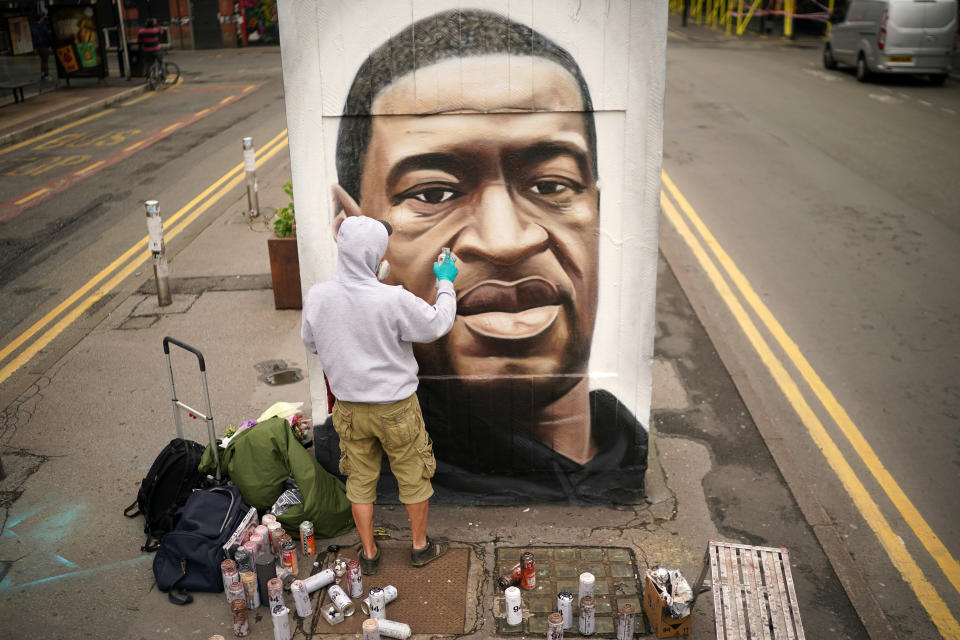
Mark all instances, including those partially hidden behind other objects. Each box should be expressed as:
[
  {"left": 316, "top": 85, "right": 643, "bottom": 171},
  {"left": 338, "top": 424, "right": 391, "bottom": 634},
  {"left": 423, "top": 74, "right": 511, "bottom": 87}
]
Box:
[{"left": 823, "top": 0, "right": 958, "bottom": 84}]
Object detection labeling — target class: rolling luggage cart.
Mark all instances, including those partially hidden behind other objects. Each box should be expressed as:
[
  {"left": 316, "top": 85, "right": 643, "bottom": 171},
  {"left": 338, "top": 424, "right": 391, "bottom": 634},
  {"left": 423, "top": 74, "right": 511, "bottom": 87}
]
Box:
[{"left": 163, "top": 336, "right": 221, "bottom": 482}]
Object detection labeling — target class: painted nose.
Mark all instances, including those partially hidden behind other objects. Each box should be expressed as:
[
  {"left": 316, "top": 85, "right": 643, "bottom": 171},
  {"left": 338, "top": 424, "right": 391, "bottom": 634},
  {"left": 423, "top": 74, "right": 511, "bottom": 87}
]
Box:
[{"left": 455, "top": 184, "right": 548, "bottom": 266}]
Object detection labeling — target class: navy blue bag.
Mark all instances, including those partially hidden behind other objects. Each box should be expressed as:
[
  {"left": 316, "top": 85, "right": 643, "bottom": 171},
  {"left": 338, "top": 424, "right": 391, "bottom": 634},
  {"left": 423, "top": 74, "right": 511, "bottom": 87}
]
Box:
[{"left": 152, "top": 485, "right": 248, "bottom": 605}]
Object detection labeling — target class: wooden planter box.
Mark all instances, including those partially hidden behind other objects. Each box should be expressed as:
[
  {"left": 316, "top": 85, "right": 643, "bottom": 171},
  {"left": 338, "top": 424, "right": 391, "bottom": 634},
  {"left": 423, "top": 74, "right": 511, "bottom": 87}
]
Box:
[{"left": 267, "top": 236, "right": 302, "bottom": 309}]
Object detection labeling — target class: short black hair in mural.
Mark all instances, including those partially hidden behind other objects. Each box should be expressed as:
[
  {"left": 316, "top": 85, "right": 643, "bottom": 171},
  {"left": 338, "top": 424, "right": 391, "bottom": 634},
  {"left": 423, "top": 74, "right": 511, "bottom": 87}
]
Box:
[{"left": 335, "top": 8, "right": 598, "bottom": 203}]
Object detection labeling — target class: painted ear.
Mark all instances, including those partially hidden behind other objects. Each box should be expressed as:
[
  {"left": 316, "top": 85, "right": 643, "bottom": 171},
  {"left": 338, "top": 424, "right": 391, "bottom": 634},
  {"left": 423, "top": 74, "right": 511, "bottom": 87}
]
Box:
[{"left": 331, "top": 184, "right": 363, "bottom": 236}]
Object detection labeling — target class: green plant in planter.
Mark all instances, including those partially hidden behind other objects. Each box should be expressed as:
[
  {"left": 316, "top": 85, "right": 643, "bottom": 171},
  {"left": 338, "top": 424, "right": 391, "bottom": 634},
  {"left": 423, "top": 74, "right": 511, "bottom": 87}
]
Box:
[{"left": 273, "top": 180, "right": 295, "bottom": 238}]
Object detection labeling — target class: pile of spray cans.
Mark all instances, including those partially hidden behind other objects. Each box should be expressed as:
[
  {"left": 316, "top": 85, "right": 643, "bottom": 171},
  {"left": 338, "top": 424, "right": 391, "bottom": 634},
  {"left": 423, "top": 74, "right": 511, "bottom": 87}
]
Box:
[
  {"left": 221, "top": 512, "right": 318, "bottom": 639},
  {"left": 498, "top": 556, "right": 634, "bottom": 640}
]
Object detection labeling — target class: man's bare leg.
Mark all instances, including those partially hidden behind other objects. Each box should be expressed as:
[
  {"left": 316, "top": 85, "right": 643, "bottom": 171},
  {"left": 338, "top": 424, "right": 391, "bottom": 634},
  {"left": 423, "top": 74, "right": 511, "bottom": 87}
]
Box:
[
  {"left": 352, "top": 502, "right": 377, "bottom": 559},
  {"left": 405, "top": 499, "right": 428, "bottom": 550}
]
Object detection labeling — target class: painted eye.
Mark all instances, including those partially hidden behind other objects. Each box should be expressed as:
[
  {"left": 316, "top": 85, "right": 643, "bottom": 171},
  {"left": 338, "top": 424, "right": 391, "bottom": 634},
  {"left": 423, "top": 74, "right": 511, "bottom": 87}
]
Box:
[
  {"left": 411, "top": 188, "right": 459, "bottom": 204},
  {"left": 529, "top": 180, "right": 570, "bottom": 195}
]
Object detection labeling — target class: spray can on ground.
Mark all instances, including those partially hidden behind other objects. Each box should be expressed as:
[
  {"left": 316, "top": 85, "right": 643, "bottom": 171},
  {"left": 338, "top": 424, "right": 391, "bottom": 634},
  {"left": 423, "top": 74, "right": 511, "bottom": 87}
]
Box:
[
  {"left": 498, "top": 563, "right": 522, "bottom": 590},
  {"left": 241, "top": 570, "right": 260, "bottom": 609},
  {"left": 362, "top": 617, "right": 381, "bottom": 640},
  {"left": 505, "top": 586, "right": 523, "bottom": 626},
  {"left": 579, "top": 595, "right": 596, "bottom": 635},
  {"left": 347, "top": 559, "right": 363, "bottom": 597},
  {"left": 290, "top": 579, "right": 312, "bottom": 617},
  {"left": 299, "top": 520, "right": 316, "bottom": 556},
  {"left": 546, "top": 612, "right": 564, "bottom": 640},
  {"left": 221, "top": 559, "right": 240, "bottom": 602},
  {"left": 234, "top": 547, "right": 253, "bottom": 573},
  {"left": 271, "top": 604, "right": 292, "bottom": 640},
  {"left": 578, "top": 572, "right": 595, "bottom": 604},
  {"left": 267, "top": 577, "right": 284, "bottom": 610},
  {"left": 361, "top": 584, "right": 398, "bottom": 614},
  {"left": 557, "top": 591, "right": 574, "bottom": 629},
  {"left": 616, "top": 603, "right": 636, "bottom": 639},
  {"left": 302, "top": 567, "right": 335, "bottom": 593},
  {"left": 327, "top": 584, "right": 355, "bottom": 616},
  {"left": 368, "top": 586, "right": 387, "bottom": 619},
  {"left": 520, "top": 551, "right": 536, "bottom": 590},
  {"left": 279, "top": 540, "right": 298, "bottom": 575},
  {"left": 376, "top": 619, "right": 412, "bottom": 639},
  {"left": 231, "top": 598, "right": 249, "bottom": 637}
]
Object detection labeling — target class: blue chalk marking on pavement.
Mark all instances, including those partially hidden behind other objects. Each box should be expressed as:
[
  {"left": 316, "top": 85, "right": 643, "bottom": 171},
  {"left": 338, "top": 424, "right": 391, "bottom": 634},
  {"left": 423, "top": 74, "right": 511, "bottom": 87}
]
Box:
[
  {"left": 33, "top": 502, "right": 85, "bottom": 543},
  {"left": 0, "top": 555, "right": 151, "bottom": 590},
  {"left": 53, "top": 554, "right": 78, "bottom": 569}
]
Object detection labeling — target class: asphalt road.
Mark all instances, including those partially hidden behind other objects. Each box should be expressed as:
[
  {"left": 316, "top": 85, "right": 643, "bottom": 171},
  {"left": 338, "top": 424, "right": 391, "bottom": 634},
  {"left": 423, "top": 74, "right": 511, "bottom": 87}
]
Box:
[
  {"left": 661, "top": 30, "right": 960, "bottom": 639},
  {"left": 0, "top": 48, "right": 288, "bottom": 397}
]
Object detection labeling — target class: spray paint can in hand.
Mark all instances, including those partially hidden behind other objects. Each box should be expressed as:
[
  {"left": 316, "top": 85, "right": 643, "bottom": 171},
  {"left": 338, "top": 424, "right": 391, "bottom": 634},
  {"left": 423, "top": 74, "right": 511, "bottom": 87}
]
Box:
[
  {"left": 347, "top": 559, "right": 363, "bottom": 597},
  {"left": 546, "top": 612, "right": 564, "bottom": 640},
  {"left": 290, "top": 579, "right": 312, "bottom": 617},
  {"left": 557, "top": 591, "right": 574, "bottom": 629},
  {"left": 504, "top": 586, "right": 523, "bottom": 626},
  {"left": 616, "top": 603, "right": 636, "bottom": 640},
  {"left": 578, "top": 595, "right": 596, "bottom": 636},
  {"left": 271, "top": 604, "right": 292, "bottom": 640},
  {"left": 362, "top": 617, "right": 381, "bottom": 640}
]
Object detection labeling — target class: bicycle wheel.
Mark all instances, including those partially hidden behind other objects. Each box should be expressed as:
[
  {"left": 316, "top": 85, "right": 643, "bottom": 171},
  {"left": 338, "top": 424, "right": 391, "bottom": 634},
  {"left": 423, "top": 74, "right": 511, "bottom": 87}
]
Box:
[
  {"left": 147, "top": 64, "right": 162, "bottom": 91},
  {"left": 162, "top": 61, "right": 181, "bottom": 87}
]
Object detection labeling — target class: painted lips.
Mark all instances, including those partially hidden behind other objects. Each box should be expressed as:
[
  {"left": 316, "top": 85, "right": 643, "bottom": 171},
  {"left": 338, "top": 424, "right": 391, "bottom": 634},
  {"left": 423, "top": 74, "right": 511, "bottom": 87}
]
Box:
[{"left": 457, "top": 276, "right": 563, "bottom": 339}]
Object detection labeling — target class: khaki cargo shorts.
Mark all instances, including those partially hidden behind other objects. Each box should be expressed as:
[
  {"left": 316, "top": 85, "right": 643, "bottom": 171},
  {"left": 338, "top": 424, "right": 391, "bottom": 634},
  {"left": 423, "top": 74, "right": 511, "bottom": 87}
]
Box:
[{"left": 331, "top": 393, "right": 436, "bottom": 504}]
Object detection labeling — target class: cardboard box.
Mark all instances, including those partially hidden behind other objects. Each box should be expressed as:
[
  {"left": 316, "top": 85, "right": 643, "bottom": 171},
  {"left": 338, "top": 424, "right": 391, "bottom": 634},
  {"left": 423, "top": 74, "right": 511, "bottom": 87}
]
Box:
[{"left": 643, "top": 575, "right": 692, "bottom": 638}]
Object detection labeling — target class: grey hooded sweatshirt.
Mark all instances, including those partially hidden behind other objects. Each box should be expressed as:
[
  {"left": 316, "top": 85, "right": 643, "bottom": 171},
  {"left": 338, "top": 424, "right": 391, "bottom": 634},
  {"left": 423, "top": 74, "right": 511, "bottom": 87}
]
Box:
[{"left": 301, "top": 216, "right": 456, "bottom": 403}]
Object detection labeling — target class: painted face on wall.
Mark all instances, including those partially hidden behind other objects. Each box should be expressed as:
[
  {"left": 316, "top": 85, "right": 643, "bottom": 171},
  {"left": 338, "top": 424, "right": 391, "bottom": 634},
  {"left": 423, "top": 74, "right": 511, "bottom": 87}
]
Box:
[{"left": 347, "top": 55, "right": 599, "bottom": 394}]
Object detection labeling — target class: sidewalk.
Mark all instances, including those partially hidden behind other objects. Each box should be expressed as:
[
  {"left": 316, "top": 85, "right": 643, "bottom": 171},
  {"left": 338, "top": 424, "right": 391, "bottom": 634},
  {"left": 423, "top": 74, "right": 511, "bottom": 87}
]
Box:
[{"left": 0, "top": 49, "right": 868, "bottom": 639}]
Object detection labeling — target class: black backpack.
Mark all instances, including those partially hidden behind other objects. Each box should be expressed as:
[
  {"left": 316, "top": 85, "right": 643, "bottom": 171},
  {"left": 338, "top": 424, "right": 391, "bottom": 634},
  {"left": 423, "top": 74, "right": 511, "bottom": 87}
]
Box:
[
  {"left": 124, "top": 438, "right": 206, "bottom": 551},
  {"left": 153, "top": 484, "right": 249, "bottom": 605}
]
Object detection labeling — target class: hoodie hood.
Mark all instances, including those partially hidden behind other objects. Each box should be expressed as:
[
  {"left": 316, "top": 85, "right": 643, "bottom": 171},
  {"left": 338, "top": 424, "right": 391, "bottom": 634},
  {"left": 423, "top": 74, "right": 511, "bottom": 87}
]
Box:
[{"left": 335, "top": 216, "right": 389, "bottom": 282}]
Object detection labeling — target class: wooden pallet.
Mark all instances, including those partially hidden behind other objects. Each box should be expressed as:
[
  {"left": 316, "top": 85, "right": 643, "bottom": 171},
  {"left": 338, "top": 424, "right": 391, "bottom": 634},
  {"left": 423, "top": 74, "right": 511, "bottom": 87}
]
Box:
[{"left": 697, "top": 540, "right": 805, "bottom": 640}]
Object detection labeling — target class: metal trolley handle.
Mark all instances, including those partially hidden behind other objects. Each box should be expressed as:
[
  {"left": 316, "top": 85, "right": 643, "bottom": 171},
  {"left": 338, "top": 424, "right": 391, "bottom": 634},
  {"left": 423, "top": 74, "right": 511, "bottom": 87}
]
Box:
[{"left": 163, "top": 336, "right": 221, "bottom": 481}]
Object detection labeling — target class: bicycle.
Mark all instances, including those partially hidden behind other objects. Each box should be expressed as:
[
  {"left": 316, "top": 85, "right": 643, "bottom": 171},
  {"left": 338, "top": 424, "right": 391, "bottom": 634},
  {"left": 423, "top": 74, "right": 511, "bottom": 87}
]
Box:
[{"left": 146, "top": 56, "right": 180, "bottom": 91}]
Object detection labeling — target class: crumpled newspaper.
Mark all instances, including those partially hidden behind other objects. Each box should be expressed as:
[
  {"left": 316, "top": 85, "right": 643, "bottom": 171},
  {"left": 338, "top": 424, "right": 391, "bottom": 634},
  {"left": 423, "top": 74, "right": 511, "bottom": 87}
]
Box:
[
  {"left": 270, "top": 478, "right": 303, "bottom": 516},
  {"left": 648, "top": 566, "right": 694, "bottom": 618}
]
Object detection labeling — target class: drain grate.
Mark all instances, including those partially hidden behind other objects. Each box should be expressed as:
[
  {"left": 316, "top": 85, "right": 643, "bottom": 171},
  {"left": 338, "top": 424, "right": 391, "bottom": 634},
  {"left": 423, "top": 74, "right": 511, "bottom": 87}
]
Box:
[{"left": 494, "top": 546, "right": 642, "bottom": 636}]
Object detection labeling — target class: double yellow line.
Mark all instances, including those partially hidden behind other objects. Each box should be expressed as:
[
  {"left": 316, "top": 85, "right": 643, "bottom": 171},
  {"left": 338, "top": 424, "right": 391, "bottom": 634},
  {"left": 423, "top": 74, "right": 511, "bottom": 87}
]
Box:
[
  {"left": 660, "top": 170, "right": 960, "bottom": 638},
  {"left": 0, "top": 129, "right": 289, "bottom": 388}
]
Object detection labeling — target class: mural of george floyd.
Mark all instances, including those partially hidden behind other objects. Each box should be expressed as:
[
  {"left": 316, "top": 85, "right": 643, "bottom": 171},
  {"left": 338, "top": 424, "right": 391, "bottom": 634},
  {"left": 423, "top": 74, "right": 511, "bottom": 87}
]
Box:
[{"left": 277, "top": 0, "right": 667, "bottom": 504}]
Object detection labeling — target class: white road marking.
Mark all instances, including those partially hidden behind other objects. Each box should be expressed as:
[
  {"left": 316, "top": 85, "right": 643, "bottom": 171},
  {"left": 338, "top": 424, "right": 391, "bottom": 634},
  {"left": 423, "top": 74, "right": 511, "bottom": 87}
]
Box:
[
  {"left": 803, "top": 68, "right": 841, "bottom": 81},
  {"left": 869, "top": 93, "right": 902, "bottom": 104}
]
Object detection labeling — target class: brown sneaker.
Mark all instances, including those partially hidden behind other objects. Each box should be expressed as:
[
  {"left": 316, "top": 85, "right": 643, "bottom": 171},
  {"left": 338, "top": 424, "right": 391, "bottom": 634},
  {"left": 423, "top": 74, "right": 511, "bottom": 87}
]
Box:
[
  {"left": 411, "top": 538, "right": 447, "bottom": 567},
  {"left": 359, "top": 546, "right": 380, "bottom": 575}
]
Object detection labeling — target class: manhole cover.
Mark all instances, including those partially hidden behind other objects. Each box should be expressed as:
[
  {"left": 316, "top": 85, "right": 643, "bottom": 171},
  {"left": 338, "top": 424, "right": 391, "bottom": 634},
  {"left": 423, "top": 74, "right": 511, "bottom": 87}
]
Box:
[{"left": 494, "top": 546, "right": 642, "bottom": 637}]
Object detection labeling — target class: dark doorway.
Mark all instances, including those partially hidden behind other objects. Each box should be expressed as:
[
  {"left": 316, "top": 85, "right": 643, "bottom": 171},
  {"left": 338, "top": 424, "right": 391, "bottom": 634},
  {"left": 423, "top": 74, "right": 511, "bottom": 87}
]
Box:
[{"left": 190, "top": 0, "right": 221, "bottom": 49}]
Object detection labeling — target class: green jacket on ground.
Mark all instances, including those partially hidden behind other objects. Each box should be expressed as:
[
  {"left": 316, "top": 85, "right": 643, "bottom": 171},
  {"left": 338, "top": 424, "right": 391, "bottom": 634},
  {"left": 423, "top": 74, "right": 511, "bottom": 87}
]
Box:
[{"left": 199, "top": 416, "right": 353, "bottom": 538}]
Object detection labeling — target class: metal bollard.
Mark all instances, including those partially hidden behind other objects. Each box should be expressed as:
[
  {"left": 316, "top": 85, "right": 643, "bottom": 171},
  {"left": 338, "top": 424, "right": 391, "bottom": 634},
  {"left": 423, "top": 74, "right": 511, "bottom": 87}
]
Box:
[
  {"left": 241, "top": 137, "right": 260, "bottom": 218},
  {"left": 145, "top": 200, "right": 172, "bottom": 307}
]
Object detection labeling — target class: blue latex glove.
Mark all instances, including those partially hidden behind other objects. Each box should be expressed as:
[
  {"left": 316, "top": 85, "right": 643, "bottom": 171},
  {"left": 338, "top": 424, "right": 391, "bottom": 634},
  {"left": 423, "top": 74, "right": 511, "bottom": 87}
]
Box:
[{"left": 433, "top": 254, "right": 458, "bottom": 283}]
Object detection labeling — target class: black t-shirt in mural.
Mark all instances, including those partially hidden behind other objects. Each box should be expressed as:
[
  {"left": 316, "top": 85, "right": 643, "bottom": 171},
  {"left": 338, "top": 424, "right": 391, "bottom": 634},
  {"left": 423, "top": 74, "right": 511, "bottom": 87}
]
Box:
[{"left": 314, "top": 387, "right": 648, "bottom": 504}]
